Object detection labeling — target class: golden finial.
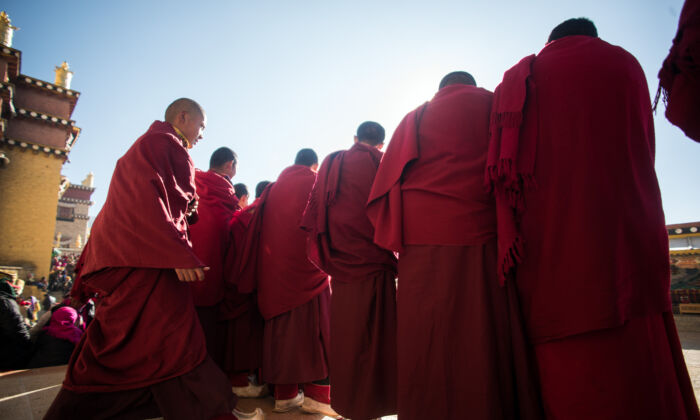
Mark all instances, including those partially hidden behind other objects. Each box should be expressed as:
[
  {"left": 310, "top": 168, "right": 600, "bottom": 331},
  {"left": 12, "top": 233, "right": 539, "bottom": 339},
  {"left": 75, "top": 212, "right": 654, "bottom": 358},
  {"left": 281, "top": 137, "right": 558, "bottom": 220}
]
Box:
[
  {"left": 54, "top": 61, "right": 74, "bottom": 89},
  {"left": 0, "top": 11, "right": 19, "bottom": 48},
  {"left": 81, "top": 172, "right": 94, "bottom": 188}
]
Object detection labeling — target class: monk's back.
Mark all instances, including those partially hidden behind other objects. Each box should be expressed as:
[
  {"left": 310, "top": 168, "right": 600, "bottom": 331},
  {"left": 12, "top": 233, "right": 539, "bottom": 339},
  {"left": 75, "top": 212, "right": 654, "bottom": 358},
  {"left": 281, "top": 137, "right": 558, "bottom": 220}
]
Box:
[
  {"left": 261, "top": 165, "right": 317, "bottom": 272},
  {"left": 517, "top": 35, "right": 670, "bottom": 341},
  {"left": 326, "top": 143, "right": 395, "bottom": 272},
  {"left": 401, "top": 84, "right": 495, "bottom": 246},
  {"left": 257, "top": 164, "right": 328, "bottom": 320}
]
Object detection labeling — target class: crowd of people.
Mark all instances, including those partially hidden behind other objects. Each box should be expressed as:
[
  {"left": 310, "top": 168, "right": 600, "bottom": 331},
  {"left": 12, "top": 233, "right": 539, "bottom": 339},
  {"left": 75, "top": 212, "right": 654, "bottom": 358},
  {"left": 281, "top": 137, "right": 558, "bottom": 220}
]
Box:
[
  {"left": 0, "top": 12, "right": 696, "bottom": 420},
  {"left": 0, "top": 277, "right": 91, "bottom": 371}
]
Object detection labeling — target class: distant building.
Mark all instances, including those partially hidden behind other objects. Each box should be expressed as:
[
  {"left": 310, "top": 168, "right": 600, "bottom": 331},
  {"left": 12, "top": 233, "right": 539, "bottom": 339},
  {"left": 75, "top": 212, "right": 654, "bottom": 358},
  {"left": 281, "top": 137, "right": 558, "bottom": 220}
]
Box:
[
  {"left": 0, "top": 11, "right": 83, "bottom": 278},
  {"left": 55, "top": 173, "right": 95, "bottom": 252},
  {"left": 668, "top": 222, "right": 700, "bottom": 310}
]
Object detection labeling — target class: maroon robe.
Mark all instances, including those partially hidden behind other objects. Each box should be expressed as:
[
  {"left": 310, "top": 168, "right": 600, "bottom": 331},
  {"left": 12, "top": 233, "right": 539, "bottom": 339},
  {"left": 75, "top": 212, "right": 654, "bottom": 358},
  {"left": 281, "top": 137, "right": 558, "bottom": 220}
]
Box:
[
  {"left": 219, "top": 204, "right": 264, "bottom": 378},
  {"left": 190, "top": 169, "right": 238, "bottom": 307},
  {"left": 189, "top": 169, "right": 239, "bottom": 368},
  {"left": 368, "top": 85, "right": 542, "bottom": 420},
  {"left": 301, "top": 142, "right": 398, "bottom": 420},
  {"left": 658, "top": 0, "right": 700, "bottom": 142},
  {"left": 488, "top": 35, "right": 699, "bottom": 418},
  {"left": 250, "top": 165, "right": 330, "bottom": 385},
  {"left": 45, "top": 121, "right": 236, "bottom": 420}
]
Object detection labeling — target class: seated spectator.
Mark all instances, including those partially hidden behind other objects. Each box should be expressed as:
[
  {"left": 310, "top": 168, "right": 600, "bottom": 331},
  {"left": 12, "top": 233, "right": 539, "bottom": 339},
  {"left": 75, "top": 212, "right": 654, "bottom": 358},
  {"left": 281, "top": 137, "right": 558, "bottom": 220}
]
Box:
[
  {"left": 0, "top": 278, "right": 32, "bottom": 370},
  {"left": 27, "top": 306, "right": 83, "bottom": 368},
  {"left": 26, "top": 296, "right": 40, "bottom": 325},
  {"left": 42, "top": 292, "right": 56, "bottom": 312}
]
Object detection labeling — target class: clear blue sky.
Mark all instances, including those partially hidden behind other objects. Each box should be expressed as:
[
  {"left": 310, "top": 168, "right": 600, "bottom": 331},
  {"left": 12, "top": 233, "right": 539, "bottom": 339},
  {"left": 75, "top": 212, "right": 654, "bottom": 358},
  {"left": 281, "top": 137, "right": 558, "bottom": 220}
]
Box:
[{"left": 4, "top": 0, "right": 698, "bottom": 224}]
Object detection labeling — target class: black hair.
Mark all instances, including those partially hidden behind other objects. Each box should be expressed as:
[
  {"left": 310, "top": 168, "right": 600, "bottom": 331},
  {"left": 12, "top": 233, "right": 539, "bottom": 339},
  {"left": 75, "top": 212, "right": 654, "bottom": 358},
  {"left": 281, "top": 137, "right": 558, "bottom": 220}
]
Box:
[
  {"left": 209, "top": 147, "right": 237, "bottom": 169},
  {"left": 255, "top": 181, "right": 271, "bottom": 198},
  {"left": 294, "top": 148, "right": 318, "bottom": 167},
  {"left": 233, "top": 183, "right": 249, "bottom": 199},
  {"left": 548, "top": 18, "right": 598, "bottom": 43},
  {"left": 356, "top": 121, "right": 385, "bottom": 146},
  {"left": 439, "top": 71, "right": 476, "bottom": 90}
]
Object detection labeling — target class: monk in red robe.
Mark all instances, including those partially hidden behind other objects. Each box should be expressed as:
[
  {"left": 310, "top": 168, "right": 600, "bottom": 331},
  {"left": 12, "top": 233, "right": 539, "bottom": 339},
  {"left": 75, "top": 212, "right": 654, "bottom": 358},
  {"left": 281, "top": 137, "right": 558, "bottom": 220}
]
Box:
[
  {"left": 301, "top": 122, "right": 398, "bottom": 420},
  {"left": 189, "top": 147, "right": 239, "bottom": 370},
  {"left": 368, "top": 73, "right": 541, "bottom": 420},
  {"left": 44, "top": 99, "right": 262, "bottom": 420},
  {"left": 657, "top": 0, "right": 700, "bottom": 142},
  {"left": 219, "top": 181, "right": 267, "bottom": 398},
  {"left": 239, "top": 149, "right": 338, "bottom": 417},
  {"left": 487, "top": 18, "right": 700, "bottom": 419}
]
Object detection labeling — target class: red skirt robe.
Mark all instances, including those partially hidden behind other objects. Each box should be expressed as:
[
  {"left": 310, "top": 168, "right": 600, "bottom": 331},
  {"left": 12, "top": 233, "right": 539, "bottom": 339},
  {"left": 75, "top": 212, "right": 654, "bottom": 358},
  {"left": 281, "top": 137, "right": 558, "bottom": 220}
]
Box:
[
  {"left": 488, "top": 36, "right": 699, "bottom": 419},
  {"left": 252, "top": 165, "right": 331, "bottom": 385},
  {"left": 368, "top": 85, "right": 542, "bottom": 420},
  {"left": 301, "top": 142, "right": 398, "bottom": 420},
  {"left": 45, "top": 121, "right": 236, "bottom": 420}
]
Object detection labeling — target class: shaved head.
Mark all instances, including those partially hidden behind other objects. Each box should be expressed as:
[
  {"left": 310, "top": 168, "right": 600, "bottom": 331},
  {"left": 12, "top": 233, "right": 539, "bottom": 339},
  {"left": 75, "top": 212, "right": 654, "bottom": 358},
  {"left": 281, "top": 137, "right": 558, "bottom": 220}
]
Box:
[
  {"left": 164, "top": 98, "right": 207, "bottom": 148},
  {"left": 548, "top": 18, "right": 598, "bottom": 43},
  {"left": 356, "top": 121, "right": 385, "bottom": 146},
  {"left": 294, "top": 148, "right": 318, "bottom": 167},
  {"left": 164, "top": 98, "right": 205, "bottom": 123},
  {"left": 439, "top": 71, "right": 476, "bottom": 90}
]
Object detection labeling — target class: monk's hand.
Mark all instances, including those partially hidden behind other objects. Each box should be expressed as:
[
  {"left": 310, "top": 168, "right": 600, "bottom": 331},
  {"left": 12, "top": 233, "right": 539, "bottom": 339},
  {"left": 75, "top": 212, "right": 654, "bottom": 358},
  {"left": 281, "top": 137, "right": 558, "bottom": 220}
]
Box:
[{"left": 175, "top": 267, "right": 209, "bottom": 282}]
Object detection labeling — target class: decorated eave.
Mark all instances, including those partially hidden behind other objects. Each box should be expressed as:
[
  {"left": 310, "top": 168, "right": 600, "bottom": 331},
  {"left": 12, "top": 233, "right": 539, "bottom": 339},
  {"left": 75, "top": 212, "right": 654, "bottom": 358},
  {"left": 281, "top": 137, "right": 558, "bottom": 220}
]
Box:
[
  {"left": 668, "top": 222, "right": 700, "bottom": 237},
  {"left": 0, "top": 137, "right": 68, "bottom": 159},
  {"left": 66, "top": 183, "right": 95, "bottom": 192},
  {"left": 16, "top": 107, "right": 74, "bottom": 128},
  {"left": 668, "top": 221, "right": 700, "bottom": 256},
  {"left": 0, "top": 81, "right": 15, "bottom": 111},
  {"left": 67, "top": 126, "right": 81, "bottom": 150},
  {"left": 0, "top": 46, "right": 21, "bottom": 79},
  {"left": 58, "top": 196, "right": 93, "bottom": 205},
  {"left": 16, "top": 74, "right": 80, "bottom": 115}
]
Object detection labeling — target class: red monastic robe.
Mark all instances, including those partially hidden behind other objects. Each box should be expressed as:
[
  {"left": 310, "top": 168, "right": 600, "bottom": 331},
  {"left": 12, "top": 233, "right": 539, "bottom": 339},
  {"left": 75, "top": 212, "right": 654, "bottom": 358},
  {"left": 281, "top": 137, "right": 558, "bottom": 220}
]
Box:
[
  {"left": 488, "top": 35, "right": 699, "bottom": 419},
  {"left": 188, "top": 169, "right": 239, "bottom": 369},
  {"left": 658, "top": 0, "right": 700, "bottom": 142},
  {"left": 219, "top": 203, "right": 264, "bottom": 377},
  {"left": 45, "top": 121, "right": 235, "bottom": 420},
  {"left": 256, "top": 165, "right": 329, "bottom": 321},
  {"left": 249, "top": 165, "right": 330, "bottom": 385},
  {"left": 368, "top": 85, "right": 542, "bottom": 420},
  {"left": 301, "top": 142, "right": 398, "bottom": 420},
  {"left": 190, "top": 169, "right": 239, "bottom": 306}
]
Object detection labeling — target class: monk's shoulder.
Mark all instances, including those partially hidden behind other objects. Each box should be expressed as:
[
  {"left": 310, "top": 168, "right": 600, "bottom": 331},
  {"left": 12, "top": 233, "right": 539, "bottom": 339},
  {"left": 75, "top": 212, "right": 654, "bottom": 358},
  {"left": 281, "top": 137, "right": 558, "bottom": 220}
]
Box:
[{"left": 142, "top": 130, "right": 186, "bottom": 153}]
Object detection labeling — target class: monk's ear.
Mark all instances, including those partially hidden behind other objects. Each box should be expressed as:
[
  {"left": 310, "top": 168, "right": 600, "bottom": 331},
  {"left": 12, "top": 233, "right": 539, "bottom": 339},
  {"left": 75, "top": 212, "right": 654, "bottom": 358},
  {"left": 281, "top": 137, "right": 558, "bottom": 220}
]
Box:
[
  {"left": 178, "top": 110, "right": 189, "bottom": 125},
  {"left": 311, "top": 163, "right": 319, "bottom": 172},
  {"left": 376, "top": 142, "right": 385, "bottom": 151},
  {"left": 353, "top": 135, "right": 359, "bottom": 144}
]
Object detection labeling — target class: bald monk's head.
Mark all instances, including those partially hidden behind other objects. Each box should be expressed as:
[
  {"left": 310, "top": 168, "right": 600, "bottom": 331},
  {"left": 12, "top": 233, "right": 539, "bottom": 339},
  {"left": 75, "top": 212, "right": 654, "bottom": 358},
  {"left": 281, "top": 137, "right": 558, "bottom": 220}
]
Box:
[
  {"left": 209, "top": 146, "right": 237, "bottom": 179},
  {"left": 165, "top": 98, "right": 207, "bottom": 148},
  {"left": 439, "top": 71, "right": 477, "bottom": 90},
  {"left": 295, "top": 148, "right": 319, "bottom": 172},
  {"left": 354, "top": 121, "right": 385, "bottom": 150},
  {"left": 255, "top": 180, "right": 271, "bottom": 198},
  {"left": 548, "top": 18, "right": 598, "bottom": 43}
]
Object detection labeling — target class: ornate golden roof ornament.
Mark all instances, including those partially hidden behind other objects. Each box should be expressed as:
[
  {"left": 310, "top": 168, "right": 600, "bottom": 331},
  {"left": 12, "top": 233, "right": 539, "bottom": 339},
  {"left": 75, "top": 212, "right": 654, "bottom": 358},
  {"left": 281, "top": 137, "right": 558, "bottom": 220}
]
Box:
[
  {"left": 54, "top": 61, "right": 74, "bottom": 89},
  {"left": 0, "top": 11, "right": 19, "bottom": 48},
  {"left": 82, "top": 172, "right": 94, "bottom": 188}
]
